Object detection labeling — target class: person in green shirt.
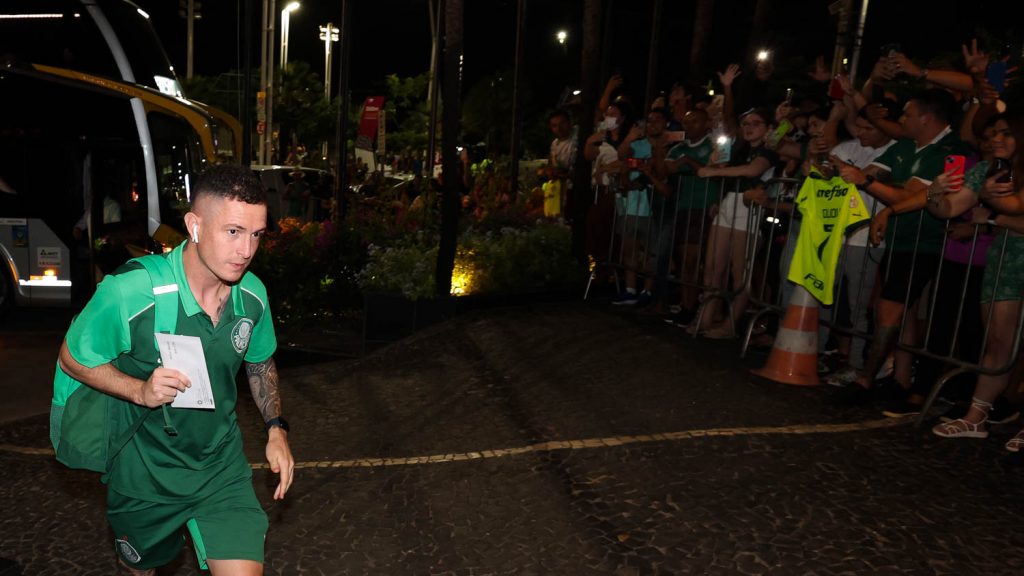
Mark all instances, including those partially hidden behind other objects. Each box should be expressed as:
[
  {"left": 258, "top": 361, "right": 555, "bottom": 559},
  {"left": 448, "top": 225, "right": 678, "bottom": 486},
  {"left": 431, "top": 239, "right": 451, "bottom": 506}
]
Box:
[
  {"left": 58, "top": 164, "right": 294, "bottom": 575},
  {"left": 662, "top": 109, "right": 714, "bottom": 324},
  {"left": 834, "top": 88, "right": 971, "bottom": 408}
]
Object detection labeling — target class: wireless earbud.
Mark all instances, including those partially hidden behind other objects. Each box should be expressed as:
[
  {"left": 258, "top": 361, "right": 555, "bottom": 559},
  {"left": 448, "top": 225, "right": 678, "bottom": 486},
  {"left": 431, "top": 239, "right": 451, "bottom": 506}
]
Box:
[{"left": 191, "top": 225, "right": 199, "bottom": 244}]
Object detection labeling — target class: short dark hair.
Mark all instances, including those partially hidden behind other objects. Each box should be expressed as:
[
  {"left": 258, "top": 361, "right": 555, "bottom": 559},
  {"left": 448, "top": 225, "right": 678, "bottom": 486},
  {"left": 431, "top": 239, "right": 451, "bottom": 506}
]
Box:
[
  {"left": 192, "top": 164, "right": 266, "bottom": 206},
  {"left": 857, "top": 97, "right": 900, "bottom": 121},
  {"left": 648, "top": 107, "right": 671, "bottom": 122},
  {"left": 910, "top": 88, "right": 958, "bottom": 126},
  {"left": 685, "top": 108, "right": 709, "bottom": 122},
  {"left": 548, "top": 109, "right": 571, "bottom": 123}
]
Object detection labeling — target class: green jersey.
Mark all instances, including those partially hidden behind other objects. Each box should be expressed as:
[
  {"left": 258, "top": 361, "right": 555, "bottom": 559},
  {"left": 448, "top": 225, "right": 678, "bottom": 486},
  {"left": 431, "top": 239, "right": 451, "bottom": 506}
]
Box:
[
  {"left": 65, "top": 241, "right": 277, "bottom": 502},
  {"left": 667, "top": 135, "right": 714, "bottom": 209},
  {"left": 871, "top": 130, "right": 970, "bottom": 253},
  {"left": 788, "top": 170, "right": 871, "bottom": 305}
]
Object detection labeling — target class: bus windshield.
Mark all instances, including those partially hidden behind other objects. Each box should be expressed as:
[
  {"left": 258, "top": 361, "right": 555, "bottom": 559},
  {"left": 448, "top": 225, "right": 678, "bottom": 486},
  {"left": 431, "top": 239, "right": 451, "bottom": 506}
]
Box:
[{"left": 0, "top": 0, "right": 180, "bottom": 95}]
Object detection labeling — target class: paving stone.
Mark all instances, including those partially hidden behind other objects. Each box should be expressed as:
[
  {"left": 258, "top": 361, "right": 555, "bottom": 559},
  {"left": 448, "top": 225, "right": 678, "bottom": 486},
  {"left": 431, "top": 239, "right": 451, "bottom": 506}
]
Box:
[{"left": 3, "top": 304, "right": 1024, "bottom": 573}]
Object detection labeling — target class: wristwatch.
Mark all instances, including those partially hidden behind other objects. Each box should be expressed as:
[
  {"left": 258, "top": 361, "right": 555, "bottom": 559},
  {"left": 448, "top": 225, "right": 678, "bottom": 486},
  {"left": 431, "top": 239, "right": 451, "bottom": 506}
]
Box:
[
  {"left": 862, "top": 174, "right": 876, "bottom": 188},
  {"left": 265, "top": 416, "right": 290, "bottom": 433}
]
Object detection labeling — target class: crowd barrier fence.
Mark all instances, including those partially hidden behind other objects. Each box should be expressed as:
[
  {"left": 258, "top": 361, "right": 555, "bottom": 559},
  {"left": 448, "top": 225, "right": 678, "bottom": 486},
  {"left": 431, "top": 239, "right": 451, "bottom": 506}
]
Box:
[{"left": 588, "top": 171, "right": 1024, "bottom": 426}]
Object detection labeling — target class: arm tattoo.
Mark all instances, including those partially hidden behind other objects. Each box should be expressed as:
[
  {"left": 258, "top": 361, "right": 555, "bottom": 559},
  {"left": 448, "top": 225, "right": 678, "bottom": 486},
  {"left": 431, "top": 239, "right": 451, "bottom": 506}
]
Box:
[{"left": 245, "top": 357, "right": 282, "bottom": 423}]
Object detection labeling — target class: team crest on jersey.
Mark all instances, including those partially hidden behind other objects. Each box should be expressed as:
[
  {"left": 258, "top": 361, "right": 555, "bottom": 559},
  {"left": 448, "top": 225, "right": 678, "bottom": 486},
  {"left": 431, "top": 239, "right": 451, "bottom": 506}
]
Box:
[
  {"left": 115, "top": 536, "right": 142, "bottom": 564},
  {"left": 232, "top": 318, "right": 254, "bottom": 353}
]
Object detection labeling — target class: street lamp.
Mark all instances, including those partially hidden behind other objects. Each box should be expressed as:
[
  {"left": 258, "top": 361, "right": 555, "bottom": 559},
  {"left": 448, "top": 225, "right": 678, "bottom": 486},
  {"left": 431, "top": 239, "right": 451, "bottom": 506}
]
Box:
[
  {"left": 280, "top": 1, "right": 300, "bottom": 71},
  {"left": 319, "top": 22, "right": 340, "bottom": 160},
  {"left": 556, "top": 29, "right": 567, "bottom": 57},
  {"left": 319, "top": 23, "right": 340, "bottom": 101}
]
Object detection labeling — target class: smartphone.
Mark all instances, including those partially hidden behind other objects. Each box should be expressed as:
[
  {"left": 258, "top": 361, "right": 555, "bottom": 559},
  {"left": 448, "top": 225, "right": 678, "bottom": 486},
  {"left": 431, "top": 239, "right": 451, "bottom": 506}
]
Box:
[
  {"left": 715, "top": 135, "right": 732, "bottom": 164},
  {"left": 828, "top": 76, "right": 845, "bottom": 100},
  {"left": 784, "top": 88, "right": 794, "bottom": 104},
  {"left": 945, "top": 155, "right": 966, "bottom": 190},
  {"left": 987, "top": 156, "right": 1014, "bottom": 185},
  {"left": 627, "top": 157, "right": 645, "bottom": 169}
]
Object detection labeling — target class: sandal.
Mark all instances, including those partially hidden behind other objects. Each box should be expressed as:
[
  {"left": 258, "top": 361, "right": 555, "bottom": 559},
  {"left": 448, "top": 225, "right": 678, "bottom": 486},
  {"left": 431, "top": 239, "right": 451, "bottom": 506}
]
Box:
[
  {"left": 932, "top": 398, "right": 992, "bottom": 439},
  {"left": 932, "top": 418, "right": 989, "bottom": 439},
  {"left": 1006, "top": 430, "right": 1024, "bottom": 453}
]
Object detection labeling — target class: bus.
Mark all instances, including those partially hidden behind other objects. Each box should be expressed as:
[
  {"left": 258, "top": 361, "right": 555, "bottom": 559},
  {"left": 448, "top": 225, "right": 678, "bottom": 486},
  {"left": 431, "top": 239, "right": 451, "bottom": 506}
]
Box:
[{"left": 0, "top": 0, "right": 242, "bottom": 315}]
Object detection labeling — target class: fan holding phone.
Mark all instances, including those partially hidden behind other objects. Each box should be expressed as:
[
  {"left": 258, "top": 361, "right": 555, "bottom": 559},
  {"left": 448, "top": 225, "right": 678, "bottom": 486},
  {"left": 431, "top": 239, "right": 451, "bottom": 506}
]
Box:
[{"left": 923, "top": 115, "right": 1024, "bottom": 449}]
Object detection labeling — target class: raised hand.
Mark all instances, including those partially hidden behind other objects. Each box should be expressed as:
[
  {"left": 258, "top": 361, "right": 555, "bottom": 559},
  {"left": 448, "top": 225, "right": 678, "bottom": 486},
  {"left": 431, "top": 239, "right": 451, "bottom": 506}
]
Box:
[
  {"left": 718, "top": 64, "right": 742, "bottom": 88},
  {"left": 962, "top": 38, "right": 989, "bottom": 75},
  {"left": 808, "top": 55, "right": 832, "bottom": 83}
]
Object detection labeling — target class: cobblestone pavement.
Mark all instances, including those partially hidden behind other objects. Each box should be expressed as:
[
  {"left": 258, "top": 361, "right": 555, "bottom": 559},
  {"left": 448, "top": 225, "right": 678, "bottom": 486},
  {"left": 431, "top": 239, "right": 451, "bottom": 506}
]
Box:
[{"left": 3, "top": 302, "right": 1024, "bottom": 575}]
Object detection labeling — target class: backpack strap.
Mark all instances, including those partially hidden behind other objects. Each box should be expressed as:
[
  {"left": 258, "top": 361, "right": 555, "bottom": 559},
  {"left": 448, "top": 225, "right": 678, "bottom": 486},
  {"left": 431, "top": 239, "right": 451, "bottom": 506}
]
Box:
[{"left": 131, "top": 254, "right": 181, "bottom": 437}]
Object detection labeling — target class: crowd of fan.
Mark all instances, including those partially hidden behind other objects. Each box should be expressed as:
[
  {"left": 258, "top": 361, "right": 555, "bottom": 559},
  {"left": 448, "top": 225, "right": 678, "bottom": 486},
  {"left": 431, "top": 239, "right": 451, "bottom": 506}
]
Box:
[{"left": 546, "top": 40, "right": 1024, "bottom": 451}]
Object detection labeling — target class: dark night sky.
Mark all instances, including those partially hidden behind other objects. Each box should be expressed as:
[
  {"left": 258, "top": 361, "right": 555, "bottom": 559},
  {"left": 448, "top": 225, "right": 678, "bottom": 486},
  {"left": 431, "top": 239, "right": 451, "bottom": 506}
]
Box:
[{"left": 134, "top": 0, "right": 1018, "bottom": 108}]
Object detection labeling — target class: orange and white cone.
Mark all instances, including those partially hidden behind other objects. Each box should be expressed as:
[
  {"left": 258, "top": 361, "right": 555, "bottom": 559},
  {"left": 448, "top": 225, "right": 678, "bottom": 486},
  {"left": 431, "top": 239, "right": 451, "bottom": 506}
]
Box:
[{"left": 751, "top": 285, "right": 820, "bottom": 386}]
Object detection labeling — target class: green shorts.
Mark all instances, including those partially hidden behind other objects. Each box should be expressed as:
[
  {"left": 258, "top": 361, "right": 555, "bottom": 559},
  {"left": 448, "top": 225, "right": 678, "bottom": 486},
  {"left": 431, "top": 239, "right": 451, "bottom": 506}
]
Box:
[
  {"left": 107, "top": 478, "right": 268, "bottom": 570},
  {"left": 982, "top": 234, "right": 1024, "bottom": 304}
]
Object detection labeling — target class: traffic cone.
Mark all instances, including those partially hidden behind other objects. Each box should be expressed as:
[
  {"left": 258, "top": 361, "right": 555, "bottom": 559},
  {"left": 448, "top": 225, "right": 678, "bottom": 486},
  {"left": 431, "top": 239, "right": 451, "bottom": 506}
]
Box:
[{"left": 751, "top": 285, "right": 820, "bottom": 386}]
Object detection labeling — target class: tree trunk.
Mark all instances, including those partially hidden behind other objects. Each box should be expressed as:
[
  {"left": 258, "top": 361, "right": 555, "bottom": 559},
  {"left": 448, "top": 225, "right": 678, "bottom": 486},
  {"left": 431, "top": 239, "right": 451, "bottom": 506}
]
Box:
[
  {"left": 435, "top": 0, "right": 462, "bottom": 298},
  {"left": 333, "top": 0, "right": 353, "bottom": 221},
  {"left": 688, "top": 0, "right": 714, "bottom": 86},
  {"left": 571, "top": 0, "right": 601, "bottom": 262},
  {"left": 509, "top": 0, "right": 527, "bottom": 196}
]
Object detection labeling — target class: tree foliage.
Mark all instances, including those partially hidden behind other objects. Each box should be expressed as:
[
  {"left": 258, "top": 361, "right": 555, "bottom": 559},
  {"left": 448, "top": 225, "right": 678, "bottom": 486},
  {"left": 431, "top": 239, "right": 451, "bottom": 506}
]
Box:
[
  {"left": 382, "top": 73, "right": 432, "bottom": 156},
  {"left": 275, "top": 61, "right": 339, "bottom": 147}
]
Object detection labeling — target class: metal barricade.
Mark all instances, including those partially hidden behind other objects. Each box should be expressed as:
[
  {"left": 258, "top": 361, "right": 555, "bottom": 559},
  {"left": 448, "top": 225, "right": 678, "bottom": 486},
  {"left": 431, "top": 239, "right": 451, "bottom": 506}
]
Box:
[
  {"left": 740, "top": 177, "right": 800, "bottom": 356},
  {"left": 589, "top": 161, "right": 1024, "bottom": 431},
  {"left": 881, "top": 213, "right": 1024, "bottom": 426},
  {"left": 587, "top": 174, "right": 770, "bottom": 339}
]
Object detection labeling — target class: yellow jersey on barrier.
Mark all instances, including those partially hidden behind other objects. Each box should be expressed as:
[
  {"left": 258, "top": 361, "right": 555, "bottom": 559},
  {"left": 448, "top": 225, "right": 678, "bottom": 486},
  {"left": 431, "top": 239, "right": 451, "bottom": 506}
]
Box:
[{"left": 787, "top": 170, "right": 871, "bottom": 305}]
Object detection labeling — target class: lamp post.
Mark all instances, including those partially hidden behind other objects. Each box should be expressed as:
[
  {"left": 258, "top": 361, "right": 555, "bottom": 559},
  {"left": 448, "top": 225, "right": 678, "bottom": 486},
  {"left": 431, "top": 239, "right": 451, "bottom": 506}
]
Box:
[
  {"left": 319, "top": 23, "right": 340, "bottom": 100},
  {"left": 556, "top": 29, "right": 568, "bottom": 56},
  {"left": 280, "top": 1, "right": 300, "bottom": 71},
  {"left": 319, "top": 23, "right": 339, "bottom": 159},
  {"left": 258, "top": 0, "right": 276, "bottom": 164}
]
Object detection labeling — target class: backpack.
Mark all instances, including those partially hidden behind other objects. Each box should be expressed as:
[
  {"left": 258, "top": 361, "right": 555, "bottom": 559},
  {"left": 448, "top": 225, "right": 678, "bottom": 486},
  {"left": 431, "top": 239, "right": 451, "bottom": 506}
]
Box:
[{"left": 50, "top": 254, "right": 180, "bottom": 473}]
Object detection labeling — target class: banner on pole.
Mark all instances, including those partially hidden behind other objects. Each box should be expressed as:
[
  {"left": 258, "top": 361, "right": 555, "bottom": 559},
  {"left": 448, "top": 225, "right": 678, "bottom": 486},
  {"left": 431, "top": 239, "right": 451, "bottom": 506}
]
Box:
[{"left": 355, "top": 96, "right": 385, "bottom": 151}]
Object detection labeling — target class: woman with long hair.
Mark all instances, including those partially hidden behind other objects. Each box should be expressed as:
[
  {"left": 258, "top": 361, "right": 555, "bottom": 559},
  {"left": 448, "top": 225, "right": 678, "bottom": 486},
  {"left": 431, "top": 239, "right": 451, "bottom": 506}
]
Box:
[{"left": 926, "top": 112, "right": 1024, "bottom": 448}]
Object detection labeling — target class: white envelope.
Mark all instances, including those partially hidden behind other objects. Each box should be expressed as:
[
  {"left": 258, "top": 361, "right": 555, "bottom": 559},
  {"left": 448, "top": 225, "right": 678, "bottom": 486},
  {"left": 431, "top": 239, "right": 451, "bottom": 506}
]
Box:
[{"left": 155, "top": 333, "right": 217, "bottom": 410}]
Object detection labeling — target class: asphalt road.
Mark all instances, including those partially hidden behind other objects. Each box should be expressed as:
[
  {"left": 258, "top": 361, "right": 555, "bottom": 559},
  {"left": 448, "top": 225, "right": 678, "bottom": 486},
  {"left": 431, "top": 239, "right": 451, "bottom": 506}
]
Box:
[
  {"left": 3, "top": 302, "right": 1024, "bottom": 575},
  {"left": 0, "top": 308, "right": 74, "bottom": 424}
]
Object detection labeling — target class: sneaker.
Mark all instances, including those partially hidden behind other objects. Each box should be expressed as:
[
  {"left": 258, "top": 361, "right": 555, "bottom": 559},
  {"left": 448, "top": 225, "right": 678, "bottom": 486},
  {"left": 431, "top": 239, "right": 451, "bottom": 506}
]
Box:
[
  {"left": 635, "top": 291, "right": 653, "bottom": 308},
  {"left": 817, "top": 351, "right": 843, "bottom": 375},
  {"left": 663, "top": 308, "right": 696, "bottom": 327},
  {"left": 872, "top": 376, "right": 910, "bottom": 403},
  {"left": 881, "top": 398, "right": 923, "bottom": 418},
  {"left": 824, "top": 366, "right": 859, "bottom": 388},
  {"left": 611, "top": 290, "right": 638, "bottom": 306}
]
